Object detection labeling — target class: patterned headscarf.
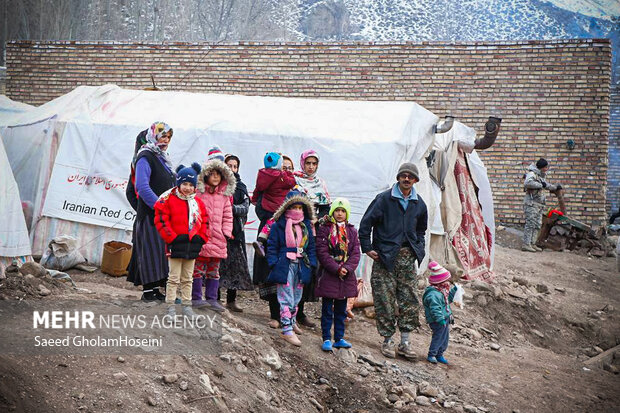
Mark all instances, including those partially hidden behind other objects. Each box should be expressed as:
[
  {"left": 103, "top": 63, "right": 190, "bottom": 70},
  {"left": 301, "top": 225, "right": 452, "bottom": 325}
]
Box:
[
  {"left": 146, "top": 121, "right": 173, "bottom": 145},
  {"left": 138, "top": 121, "right": 173, "bottom": 171}
]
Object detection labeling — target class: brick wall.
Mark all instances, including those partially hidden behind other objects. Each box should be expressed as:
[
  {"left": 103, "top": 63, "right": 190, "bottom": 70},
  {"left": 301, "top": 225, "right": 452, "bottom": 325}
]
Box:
[
  {"left": 608, "top": 84, "right": 620, "bottom": 218},
  {"left": 5, "top": 39, "right": 612, "bottom": 225},
  {"left": 0, "top": 66, "right": 5, "bottom": 95}
]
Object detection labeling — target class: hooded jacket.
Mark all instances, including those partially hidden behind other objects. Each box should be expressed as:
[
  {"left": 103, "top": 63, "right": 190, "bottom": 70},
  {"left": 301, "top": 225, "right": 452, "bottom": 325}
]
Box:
[
  {"left": 314, "top": 219, "right": 361, "bottom": 299},
  {"left": 266, "top": 191, "right": 318, "bottom": 285},
  {"left": 196, "top": 160, "right": 236, "bottom": 260},
  {"left": 251, "top": 168, "right": 296, "bottom": 213},
  {"left": 523, "top": 163, "right": 556, "bottom": 206}
]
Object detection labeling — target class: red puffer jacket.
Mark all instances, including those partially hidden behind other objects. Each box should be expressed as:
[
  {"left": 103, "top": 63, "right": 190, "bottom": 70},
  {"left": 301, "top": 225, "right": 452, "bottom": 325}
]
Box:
[
  {"left": 154, "top": 188, "right": 209, "bottom": 259},
  {"left": 250, "top": 168, "right": 296, "bottom": 213}
]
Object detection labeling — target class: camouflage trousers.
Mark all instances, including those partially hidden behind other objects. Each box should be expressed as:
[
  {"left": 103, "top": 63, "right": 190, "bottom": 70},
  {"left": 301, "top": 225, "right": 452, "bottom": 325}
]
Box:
[
  {"left": 523, "top": 203, "right": 543, "bottom": 245},
  {"left": 370, "top": 248, "right": 421, "bottom": 338}
]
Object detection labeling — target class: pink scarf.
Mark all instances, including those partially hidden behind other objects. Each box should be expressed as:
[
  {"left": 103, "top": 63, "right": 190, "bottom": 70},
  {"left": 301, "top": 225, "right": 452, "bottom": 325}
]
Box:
[{"left": 285, "top": 209, "right": 304, "bottom": 260}]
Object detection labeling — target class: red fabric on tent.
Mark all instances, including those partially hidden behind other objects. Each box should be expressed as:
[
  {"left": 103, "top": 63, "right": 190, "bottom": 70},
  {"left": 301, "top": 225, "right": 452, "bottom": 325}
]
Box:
[{"left": 452, "top": 152, "right": 495, "bottom": 283}]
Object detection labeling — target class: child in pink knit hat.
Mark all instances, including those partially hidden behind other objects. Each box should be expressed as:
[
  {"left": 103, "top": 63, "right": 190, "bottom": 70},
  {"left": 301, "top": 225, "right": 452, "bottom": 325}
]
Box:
[{"left": 422, "top": 261, "right": 458, "bottom": 364}]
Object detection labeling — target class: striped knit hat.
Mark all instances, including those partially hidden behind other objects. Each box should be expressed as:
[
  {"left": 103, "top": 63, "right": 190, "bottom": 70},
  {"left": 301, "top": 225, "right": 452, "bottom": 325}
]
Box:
[
  {"left": 428, "top": 261, "right": 451, "bottom": 284},
  {"left": 207, "top": 146, "right": 225, "bottom": 162}
]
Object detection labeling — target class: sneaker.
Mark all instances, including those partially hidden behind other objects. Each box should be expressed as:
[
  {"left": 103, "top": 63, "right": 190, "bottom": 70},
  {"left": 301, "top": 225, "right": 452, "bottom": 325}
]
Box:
[
  {"left": 333, "top": 339, "right": 352, "bottom": 349},
  {"left": 436, "top": 355, "right": 449, "bottom": 365},
  {"left": 281, "top": 332, "right": 302, "bottom": 347},
  {"left": 192, "top": 298, "right": 209, "bottom": 308},
  {"left": 381, "top": 339, "right": 396, "bottom": 359},
  {"left": 153, "top": 288, "right": 166, "bottom": 301},
  {"left": 206, "top": 299, "right": 226, "bottom": 313},
  {"left": 226, "top": 301, "right": 243, "bottom": 313},
  {"left": 397, "top": 342, "right": 417, "bottom": 361},
  {"left": 533, "top": 245, "right": 543, "bottom": 252},
  {"left": 298, "top": 317, "right": 316, "bottom": 328},
  {"left": 141, "top": 291, "right": 158, "bottom": 302},
  {"left": 252, "top": 241, "right": 265, "bottom": 258},
  {"left": 521, "top": 244, "right": 537, "bottom": 252},
  {"left": 321, "top": 340, "right": 333, "bottom": 352},
  {"left": 268, "top": 319, "right": 280, "bottom": 329},
  {"left": 182, "top": 306, "right": 196, "bottom": 318},
  {"left": 292, "top": 324, "right": 303, "bottom": 335},
  {"left": 427, "top": 356, "right": 438, "bottom": 364},
  {"left": 166, "top": 306, "right": 176, "bottom": 317}
]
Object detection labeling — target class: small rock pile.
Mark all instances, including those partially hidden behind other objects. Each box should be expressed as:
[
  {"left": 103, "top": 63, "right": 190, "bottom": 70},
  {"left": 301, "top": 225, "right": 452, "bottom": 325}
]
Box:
[{"left": 0, "top": 261, "right": 67, "bottom": 300}]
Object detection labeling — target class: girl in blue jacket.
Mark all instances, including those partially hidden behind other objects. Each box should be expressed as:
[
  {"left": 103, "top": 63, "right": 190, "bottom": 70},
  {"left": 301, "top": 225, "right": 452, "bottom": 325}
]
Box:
[
  {"left": 266, "top": 190, "right": 317, "bottom": 346},
  {"left": 423, "top": 261, "right": 457, "bottom": 364}
]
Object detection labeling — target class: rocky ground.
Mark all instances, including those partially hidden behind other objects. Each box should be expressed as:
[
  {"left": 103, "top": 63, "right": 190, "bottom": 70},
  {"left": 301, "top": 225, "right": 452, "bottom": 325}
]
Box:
[{"left": 0, "top": 227, "right": 619, "bottom": 413}]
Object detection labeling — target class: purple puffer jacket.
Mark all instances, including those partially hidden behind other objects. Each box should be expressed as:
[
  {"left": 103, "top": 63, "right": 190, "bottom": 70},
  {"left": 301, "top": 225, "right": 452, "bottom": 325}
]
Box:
[{"left": 314, "top": 221, "right": 361, "bottom": 299}]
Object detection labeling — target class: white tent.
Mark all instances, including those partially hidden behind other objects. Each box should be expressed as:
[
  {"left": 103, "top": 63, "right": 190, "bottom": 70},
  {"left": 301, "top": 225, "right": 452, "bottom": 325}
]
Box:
[
  {"left": 0, "top": 85, "right": 494, "bottom": 277},
  {"left": 0, "top": 133, "right": 32, "bottom": 265}
]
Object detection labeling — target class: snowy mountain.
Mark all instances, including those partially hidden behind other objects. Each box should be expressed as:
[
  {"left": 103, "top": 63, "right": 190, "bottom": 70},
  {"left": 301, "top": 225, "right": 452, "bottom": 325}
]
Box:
[{"left": 291, "top": 0, "right": 618, "bottom": 81}]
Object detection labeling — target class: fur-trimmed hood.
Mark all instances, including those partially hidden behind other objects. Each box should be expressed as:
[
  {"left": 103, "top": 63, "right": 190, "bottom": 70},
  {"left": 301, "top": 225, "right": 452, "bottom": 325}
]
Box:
[
  {"left": 197, "top": 159, "right": 236, "bottom": 196},
  {"left": 272, "top": 191, "right": 317, "bottom": 222}
]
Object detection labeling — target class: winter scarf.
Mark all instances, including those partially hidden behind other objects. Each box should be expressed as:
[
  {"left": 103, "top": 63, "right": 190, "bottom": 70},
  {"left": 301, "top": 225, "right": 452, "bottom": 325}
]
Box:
[
  {"left": 328, "top": 217, "right": 349, "bottom": 263},
  {"left": 137, "top": 122, "right": 173, "bottom": 171},
  {"left": 285, "top": 209, "right": 308, "bottom": 261},
  {"left": 160, "top": 187, "right": 201, "bottom": 233},
  {"left": 432, "top": 281, "right": 452, "bottom": 307},
  {"left": 294, "top": 171, "right": 330, "bottom": 206}
]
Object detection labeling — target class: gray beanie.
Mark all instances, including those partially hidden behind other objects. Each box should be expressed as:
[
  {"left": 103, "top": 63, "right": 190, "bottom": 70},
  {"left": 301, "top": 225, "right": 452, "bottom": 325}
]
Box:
[{"left": 397, "top": 163, "right": 419, "bottom": 180}]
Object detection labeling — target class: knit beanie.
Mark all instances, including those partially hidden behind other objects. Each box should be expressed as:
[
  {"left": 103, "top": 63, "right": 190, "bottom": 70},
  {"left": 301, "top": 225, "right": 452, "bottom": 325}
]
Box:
[
  {"left": 264, "top": 152, "right": 282, "bottom": 169},
  {"left": 176, "top": 163, "right": 201, "bottom": 187},
  {"left": 536, "top": 158, "right": 548, "bottom": 170},
  {"left": 428, "top": 261, "right": 451, "bottom": 284},
  {"left": 329, "top": 197, "right": 351, "bottom": 221},
  {"left": 397, "top": 163, "right": 419, "bottom": 181},
  {"left": 207, "top": 146, "right": 225, "bottom": 162}
]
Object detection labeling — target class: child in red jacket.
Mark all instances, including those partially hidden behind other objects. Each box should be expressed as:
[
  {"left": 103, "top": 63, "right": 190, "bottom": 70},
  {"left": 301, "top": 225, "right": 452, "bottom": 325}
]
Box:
[
  {"left": 251, "top": 152, "right": 296, "bottom": 222},
  {"left": 155, "top": 163, "right": 209, "bottom": 318}
]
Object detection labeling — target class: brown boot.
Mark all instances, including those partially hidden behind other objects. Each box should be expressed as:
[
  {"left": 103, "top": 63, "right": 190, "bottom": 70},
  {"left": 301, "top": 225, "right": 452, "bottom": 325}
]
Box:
[
  {"left": 281, "top": 332, "right": 302, "bottom": 347},
  {"left": 397, "top": 342, "right": 417, "bottom": 361},
  {"left": 521, "top": 244, "right": 537, "bottom": 252},
  {"left": 226, "top": 301, "right": 243, "bottom": 313},
  {"left": 268, "top": 319, "right": 280, "bottom": 329},
  {"left": 293, "top": 324, "right": 303, "bottom": 335},
  {"left": 381, "top": 339, "right": 396, "bottom": 359}
]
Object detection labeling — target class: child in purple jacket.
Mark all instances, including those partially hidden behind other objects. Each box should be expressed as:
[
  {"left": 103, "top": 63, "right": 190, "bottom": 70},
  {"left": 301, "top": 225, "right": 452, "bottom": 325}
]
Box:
[{"left": 314, "top": 198, "right": 361, "bottom": 351}]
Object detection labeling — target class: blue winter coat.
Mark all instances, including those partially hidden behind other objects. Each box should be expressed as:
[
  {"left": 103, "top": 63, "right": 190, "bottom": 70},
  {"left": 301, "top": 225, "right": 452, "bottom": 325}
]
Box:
[{"left": 266, "top": 217, "right": 318, "bottom": 285}]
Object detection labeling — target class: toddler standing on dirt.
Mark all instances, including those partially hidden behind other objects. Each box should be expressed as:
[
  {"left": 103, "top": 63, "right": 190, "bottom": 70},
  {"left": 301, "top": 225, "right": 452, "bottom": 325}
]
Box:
[
  {"left": 154, "top": 163, "right": 209, "bottom": 318},
  {"left": 422, "top": 261, "right": 458, "bottom": 364}
]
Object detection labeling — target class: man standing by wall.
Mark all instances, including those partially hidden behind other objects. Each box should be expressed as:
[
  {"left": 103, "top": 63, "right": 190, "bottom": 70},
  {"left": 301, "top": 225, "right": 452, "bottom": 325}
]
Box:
[
  {"left": 522, "top": 158, "right": 561, "bottom": 252},
  {"left": 359, "top": 163, "right": 428, "bottom": 361}
]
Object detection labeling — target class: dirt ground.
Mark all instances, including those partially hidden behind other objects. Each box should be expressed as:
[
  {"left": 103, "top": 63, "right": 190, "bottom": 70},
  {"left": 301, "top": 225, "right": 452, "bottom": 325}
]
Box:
[{"left": 0, "top": 227, "right": 618, "bottom": 413}]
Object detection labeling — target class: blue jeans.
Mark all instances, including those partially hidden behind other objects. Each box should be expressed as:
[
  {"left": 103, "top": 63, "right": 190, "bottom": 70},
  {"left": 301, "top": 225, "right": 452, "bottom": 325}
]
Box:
[
  {"left": 321, "top": 298, "right": 347, "bottom": 341},
  {"left": 428, "top": 322, "right": 450, "bottom": 357},
  {"left": 277, "top": 262, "right": 304, "bottom": 333}
]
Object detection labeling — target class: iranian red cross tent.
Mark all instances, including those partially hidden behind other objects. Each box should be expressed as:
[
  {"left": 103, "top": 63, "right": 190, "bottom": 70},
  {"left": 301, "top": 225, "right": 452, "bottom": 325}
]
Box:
[{"left": 0, "top": 85, "right": 496, "bottom": 284}]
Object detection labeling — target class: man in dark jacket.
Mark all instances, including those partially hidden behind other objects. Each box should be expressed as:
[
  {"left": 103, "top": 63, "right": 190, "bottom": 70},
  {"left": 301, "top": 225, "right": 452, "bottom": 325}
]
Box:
[{"left": 359, "top": 162, "right": 428, "bottom": 361}]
